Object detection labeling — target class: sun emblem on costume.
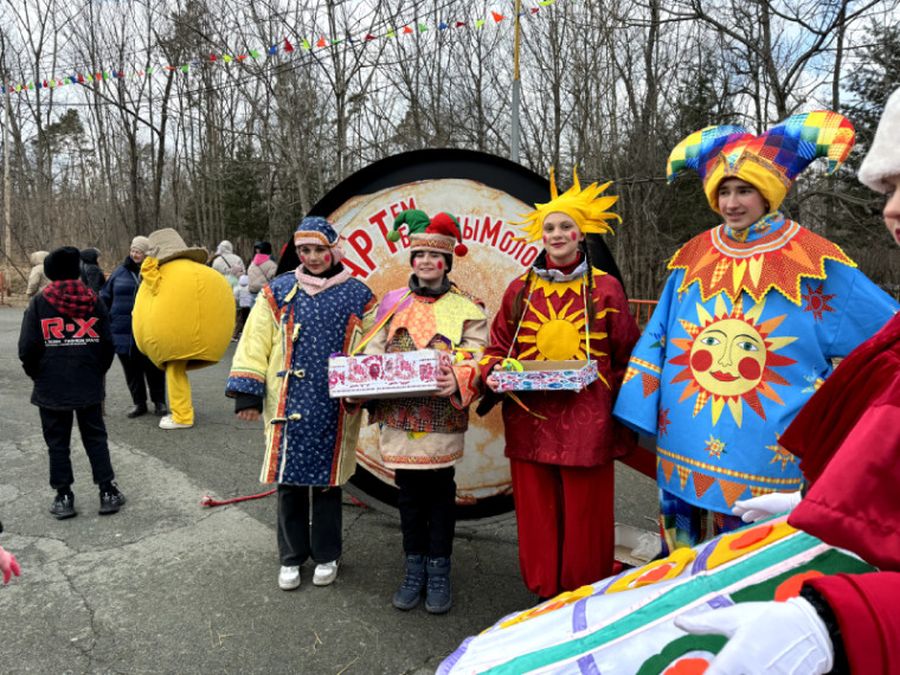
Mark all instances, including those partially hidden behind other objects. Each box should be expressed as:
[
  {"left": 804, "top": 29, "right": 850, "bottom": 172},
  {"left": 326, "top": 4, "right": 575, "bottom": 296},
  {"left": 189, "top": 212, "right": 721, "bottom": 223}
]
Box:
[
  {"left": 802, "top": 282, "right": 835, "bottom": 321},
  {"left": 705, "top": 434, "right": 726, "bottom": 459},
  {"left": 767, "top": 434, "right": 797, "bottom": 470},
  {"left": 668, "top": 295, "right": 797, "bottom": 426},
  {"left": 517, "top": 297, "right": 613, "bottom": 363}
]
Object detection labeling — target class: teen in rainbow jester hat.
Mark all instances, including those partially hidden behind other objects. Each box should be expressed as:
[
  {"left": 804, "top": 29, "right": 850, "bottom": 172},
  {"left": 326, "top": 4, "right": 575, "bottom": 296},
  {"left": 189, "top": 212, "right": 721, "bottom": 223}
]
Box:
[
  {"left": 670, "top": 87, "right": 900, "bottom": 675},
  {"left": 613, "top": 111, "right": 899, "bottom": 555},
  {"left": 359, "top": 209, "right": 487, "bottom": 614},
  {"left": 480, "top": 169, "right": 640, "bottom": 599}
]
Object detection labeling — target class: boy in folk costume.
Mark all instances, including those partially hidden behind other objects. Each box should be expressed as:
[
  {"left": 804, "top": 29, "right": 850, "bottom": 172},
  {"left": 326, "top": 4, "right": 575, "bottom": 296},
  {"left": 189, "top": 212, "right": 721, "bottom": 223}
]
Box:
[
  {"left": 613, "top": 112, "right": 899, "bottom": 555},
  {"left": 481, "top": 172, "right": 641, "bottom": 599},
  {"left": 360, "top": 209, "right": 487, "bottom": 614},
  {"left": 226, "top": 217, "right": 374, "bottom": 590}
]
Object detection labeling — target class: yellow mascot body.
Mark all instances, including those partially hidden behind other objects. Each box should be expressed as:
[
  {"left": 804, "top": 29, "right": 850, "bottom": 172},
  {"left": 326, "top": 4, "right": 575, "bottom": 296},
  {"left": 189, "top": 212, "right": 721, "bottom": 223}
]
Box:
[
  {"left": 133, "top": 228, "right": 235, "bottom": 428},
  {"left": 134, "top": 258, "right": 234, "bottom": 369}
]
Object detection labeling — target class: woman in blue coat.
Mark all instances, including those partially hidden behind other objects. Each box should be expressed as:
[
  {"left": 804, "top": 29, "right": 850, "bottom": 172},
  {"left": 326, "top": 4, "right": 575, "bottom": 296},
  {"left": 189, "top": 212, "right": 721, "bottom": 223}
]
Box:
[{"left": 100, "top": 236, "right": 167, "bottom": 418}]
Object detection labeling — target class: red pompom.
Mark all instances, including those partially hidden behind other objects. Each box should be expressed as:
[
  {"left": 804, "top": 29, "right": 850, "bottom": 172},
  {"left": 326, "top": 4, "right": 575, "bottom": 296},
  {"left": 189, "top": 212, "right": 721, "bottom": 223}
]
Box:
[
  {"left": 454, "top": 243, "right": 468, "bottom": 256},
  {"left": 428, "top": 212, "right": 458, "bottom": 238}
]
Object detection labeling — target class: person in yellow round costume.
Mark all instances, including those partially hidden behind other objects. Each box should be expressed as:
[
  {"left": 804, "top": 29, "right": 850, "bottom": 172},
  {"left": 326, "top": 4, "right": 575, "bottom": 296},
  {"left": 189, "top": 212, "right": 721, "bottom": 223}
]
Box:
[{"left": 133, "top": 228, "right": 235, "bottom": 429}]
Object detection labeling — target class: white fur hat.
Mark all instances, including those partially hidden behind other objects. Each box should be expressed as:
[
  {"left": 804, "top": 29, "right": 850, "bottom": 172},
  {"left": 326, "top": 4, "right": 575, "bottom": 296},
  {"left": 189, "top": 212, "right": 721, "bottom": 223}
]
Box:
[{"left": 859, "top": 87, "right": 900, "bottom": 194}]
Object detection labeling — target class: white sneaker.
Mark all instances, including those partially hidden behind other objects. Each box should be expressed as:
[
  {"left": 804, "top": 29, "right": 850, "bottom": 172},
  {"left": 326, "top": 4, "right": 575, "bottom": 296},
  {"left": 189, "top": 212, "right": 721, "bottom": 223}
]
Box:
[
  {"left": 159, "top": 414, "right": 193, "bottom": 430},
  {"left": 312, "top": 560, "right": 339, "bottom": 586},
  {"left": 278, "top": 565, "right": 301, "bottom": 590}
]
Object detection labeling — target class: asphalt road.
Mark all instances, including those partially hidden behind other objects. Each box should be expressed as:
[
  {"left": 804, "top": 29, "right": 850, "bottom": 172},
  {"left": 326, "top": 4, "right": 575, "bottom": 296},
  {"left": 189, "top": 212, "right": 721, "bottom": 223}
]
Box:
[{"left": 0, "top": 305, "right": 658, "bottom": 674}]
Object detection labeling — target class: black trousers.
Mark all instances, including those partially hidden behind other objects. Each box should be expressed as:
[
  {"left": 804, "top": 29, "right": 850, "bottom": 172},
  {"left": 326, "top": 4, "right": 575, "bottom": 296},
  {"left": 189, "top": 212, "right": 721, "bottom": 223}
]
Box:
[
  {"left": 276, "top": 484, "right": 342, "bottom": 566},
  {"left": 118, "top": 350, "right": 165, "bottom": 406},
  {"left": 395, "top": 467, "right": 456, "bottom": 558},
  {"left": 39, "top": 404, "right": 115, "bottom": 490}
]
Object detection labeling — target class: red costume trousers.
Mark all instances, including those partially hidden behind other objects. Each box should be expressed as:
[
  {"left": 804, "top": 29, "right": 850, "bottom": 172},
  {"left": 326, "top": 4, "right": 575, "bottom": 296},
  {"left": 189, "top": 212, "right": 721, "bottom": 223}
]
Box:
[{"left": 510, "top": 458, "right": 615, "bottom": 598}]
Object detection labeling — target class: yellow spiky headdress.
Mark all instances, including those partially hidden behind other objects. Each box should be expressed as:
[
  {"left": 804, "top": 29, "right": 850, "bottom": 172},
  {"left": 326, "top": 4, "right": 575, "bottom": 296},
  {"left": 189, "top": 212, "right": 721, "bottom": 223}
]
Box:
[{"left": 516, "top": 167, "right": 621, "bottom": 242}]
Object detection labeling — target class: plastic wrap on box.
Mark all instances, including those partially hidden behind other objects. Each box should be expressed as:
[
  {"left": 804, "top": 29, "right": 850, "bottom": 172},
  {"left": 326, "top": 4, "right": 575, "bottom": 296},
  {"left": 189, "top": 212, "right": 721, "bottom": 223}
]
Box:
[
  {"left": 493, "top": 360, "right": 598, "bottom": 392},
  {"left": 328, "top": 349, "right": 452, "bottom": 399}
]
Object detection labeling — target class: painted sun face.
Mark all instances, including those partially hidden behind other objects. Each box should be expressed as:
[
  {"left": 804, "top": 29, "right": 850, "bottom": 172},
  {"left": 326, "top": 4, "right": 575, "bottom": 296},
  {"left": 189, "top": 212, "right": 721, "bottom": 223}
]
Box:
[
  {"left": 669, "top": 295, "right": 797, "bottom": 426},
  {"left": 689, "top": 318, "right": 766, "bottom": 397}
]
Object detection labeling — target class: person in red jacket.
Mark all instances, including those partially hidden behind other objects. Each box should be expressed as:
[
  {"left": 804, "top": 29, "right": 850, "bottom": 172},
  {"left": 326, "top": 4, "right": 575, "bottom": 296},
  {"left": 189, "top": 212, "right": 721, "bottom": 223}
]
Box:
[
  {"left": 677, "top": 88, "right": 900, "bottom": 675},
  {"left": 481, "top": 170, "right": 640, "bottom": 599}
]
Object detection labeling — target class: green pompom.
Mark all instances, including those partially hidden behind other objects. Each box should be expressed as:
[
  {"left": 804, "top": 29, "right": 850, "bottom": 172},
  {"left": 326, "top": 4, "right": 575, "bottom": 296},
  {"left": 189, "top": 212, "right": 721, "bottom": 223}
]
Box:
[{"left": 388, "top": 230, "right": 401, "bottom": 242}]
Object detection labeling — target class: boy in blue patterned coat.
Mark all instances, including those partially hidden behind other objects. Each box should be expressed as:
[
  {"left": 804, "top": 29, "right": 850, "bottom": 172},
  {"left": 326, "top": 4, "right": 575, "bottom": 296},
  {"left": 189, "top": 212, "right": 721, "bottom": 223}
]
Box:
[{"left": 226, "top": 217, "right": 375, "bottom": 590}]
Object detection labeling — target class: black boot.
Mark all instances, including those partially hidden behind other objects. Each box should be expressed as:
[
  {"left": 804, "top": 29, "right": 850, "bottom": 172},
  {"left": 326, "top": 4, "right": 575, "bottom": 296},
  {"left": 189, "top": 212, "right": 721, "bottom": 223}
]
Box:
[
  {"left": 50, "top": 491, "right": 77, "bottom": 520},
  {"left": 425, "top": 556, "right": 452, "bottom": 614},
  {"left": 126, "top": 403, "right": 148, "bottom": 418},
  {"left": 99, "top": 482, "right": 127, "bottom": 515},
  {"left": 153, "top": 402, "right": 168, "bottom": 416},
  {"left": 392, "top": 554, "right": 426, "bottom": 610}
]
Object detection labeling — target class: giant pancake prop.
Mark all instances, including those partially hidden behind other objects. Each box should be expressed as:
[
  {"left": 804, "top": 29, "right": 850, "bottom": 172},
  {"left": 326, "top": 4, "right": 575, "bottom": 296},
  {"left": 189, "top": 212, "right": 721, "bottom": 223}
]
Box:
[{"left": 278, "top": 149, "right": 623, "bottom": 521}]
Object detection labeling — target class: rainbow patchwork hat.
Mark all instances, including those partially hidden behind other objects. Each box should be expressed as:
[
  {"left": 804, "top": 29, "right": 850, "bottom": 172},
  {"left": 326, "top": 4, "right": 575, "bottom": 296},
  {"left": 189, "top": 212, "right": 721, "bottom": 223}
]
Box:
[
  {"left": 516, "top": 167, "right": 621, "bottom": 242},
  {"left": 667, "top": 111, "right": 856, "bottom": 213},
  {"left": 389, "top": 209, "right": 468, "bottom": 256}
]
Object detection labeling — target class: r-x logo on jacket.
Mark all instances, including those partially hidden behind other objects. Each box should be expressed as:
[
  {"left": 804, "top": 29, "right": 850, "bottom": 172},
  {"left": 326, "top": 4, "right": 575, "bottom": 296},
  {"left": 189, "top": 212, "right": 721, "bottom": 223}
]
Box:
[{"left": 40, "top": 317, "right": 100, "bottom": 345}]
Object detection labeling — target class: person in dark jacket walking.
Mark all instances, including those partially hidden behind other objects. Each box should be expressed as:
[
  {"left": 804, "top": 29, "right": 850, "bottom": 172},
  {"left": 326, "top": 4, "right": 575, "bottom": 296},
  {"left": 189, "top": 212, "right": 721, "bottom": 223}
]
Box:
[
  {"left": 100, "top": 236, "right": 167, "bottom": 418},
  {"left": 19, "top": 246, "right": 126, "bottom": 520},
  {"left": 79, "top": 248, "right": 106, "bottom": 293}
]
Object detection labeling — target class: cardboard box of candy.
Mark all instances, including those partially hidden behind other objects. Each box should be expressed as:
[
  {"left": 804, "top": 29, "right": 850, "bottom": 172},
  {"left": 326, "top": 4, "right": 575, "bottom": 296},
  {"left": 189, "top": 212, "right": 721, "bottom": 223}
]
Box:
[
  {"left": 328, "top": 349, "right": 453, "bottom": 399},
  {"left": 493, "top": 360, "right": 599, "bottom": 392}
]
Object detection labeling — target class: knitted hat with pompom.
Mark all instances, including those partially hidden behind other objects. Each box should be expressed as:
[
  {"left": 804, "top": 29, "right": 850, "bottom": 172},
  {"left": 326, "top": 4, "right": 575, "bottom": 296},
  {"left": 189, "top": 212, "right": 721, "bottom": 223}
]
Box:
[{"left": 388, "top": 209, "right": 468, "bottom": 257}]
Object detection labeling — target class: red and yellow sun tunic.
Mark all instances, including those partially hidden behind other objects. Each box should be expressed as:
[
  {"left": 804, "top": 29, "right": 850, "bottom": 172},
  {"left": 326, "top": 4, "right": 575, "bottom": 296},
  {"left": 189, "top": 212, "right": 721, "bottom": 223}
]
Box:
[
  {"left": 480, "top": 255, "right": 640, "bottom": 467},
  {"left": 613, "top": 213, "right": 898, "bottom": 515}
]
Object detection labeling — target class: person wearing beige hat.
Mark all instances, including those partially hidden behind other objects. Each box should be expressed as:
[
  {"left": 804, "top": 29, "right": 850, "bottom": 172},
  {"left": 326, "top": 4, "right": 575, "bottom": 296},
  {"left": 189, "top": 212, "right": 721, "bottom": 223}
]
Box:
[
  {"left": 132, "top": 228, "right": 235, "bottom": 429},
  {"left": 100, "top": 236, "right": 167, "bottom": 419}
]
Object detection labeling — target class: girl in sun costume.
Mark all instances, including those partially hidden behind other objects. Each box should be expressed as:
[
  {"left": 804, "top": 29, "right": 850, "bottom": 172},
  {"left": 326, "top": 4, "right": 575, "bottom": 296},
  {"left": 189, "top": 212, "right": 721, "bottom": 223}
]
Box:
[
  {"left": 480, "top": 171, "right": 641, "bottom": 599},
  {"left": 361, "top": 209, "right": 488, "bottom": 615},
  {"left": 613, "top": 111, "right": 899, "bottom": 554}
]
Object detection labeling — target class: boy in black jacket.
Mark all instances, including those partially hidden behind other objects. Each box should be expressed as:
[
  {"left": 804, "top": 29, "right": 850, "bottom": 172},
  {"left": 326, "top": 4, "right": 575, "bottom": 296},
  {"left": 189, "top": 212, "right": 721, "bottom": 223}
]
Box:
[{"left": 19, "top": 246, "right": 126, "bottom": 519}]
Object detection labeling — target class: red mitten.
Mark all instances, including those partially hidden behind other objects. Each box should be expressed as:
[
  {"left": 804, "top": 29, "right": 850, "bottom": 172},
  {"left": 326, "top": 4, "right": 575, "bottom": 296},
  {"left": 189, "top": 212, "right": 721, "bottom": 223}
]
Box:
[{"left": 0, "top": 545, "right": 21, "bottom": 584}]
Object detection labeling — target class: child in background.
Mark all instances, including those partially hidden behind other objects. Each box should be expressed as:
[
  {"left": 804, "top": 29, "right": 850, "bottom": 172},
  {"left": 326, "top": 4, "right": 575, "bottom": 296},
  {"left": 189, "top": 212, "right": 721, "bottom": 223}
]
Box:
[
  {"left": 18, "top": 246, "right": 126, "bottom": 519},
  {"left": 233, "top": 274, "right": 253, "bottom": 341}
]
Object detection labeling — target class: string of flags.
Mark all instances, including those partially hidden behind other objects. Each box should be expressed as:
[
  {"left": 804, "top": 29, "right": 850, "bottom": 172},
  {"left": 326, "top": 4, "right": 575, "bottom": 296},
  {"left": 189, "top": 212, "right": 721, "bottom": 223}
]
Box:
[{"left": 1, "top": 0, "right": 559, "bottom": 96}]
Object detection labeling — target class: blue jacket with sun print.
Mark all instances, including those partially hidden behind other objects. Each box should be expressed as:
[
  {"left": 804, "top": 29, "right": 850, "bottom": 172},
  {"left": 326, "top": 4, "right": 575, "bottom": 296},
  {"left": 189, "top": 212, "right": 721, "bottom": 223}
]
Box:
[{"left": 613, "top": 213, "right": 898, "bottom": 514}]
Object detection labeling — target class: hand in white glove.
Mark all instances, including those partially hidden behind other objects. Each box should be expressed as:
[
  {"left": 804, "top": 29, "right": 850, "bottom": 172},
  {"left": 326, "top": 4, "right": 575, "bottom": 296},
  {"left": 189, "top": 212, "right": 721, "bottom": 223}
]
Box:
[
  {"left": 674, "top": 598, "right": 833, "bottom": 675},
  {"left": 732, "top": 490, "right": 802, "bottom": 523}
]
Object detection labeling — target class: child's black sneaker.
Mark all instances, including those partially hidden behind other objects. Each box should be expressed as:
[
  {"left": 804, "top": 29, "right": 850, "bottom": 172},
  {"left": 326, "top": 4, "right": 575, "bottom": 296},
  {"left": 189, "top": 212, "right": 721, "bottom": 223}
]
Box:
[
  {"left": 99, "top": 484, "right": 126, "bottom": 515},
  {"left": 50, "top": 492, "right": 77, "bottom": 520}
]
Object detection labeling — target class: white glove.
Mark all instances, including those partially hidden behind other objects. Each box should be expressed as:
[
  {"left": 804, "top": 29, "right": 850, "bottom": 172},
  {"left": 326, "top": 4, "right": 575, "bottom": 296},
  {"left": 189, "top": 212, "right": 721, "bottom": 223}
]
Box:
[
  {"left": 674, "top": 598, "right": 833, "bottom": 675},
  {"left": 732, "top": 490, "right": 802, "bottom": 523}
]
